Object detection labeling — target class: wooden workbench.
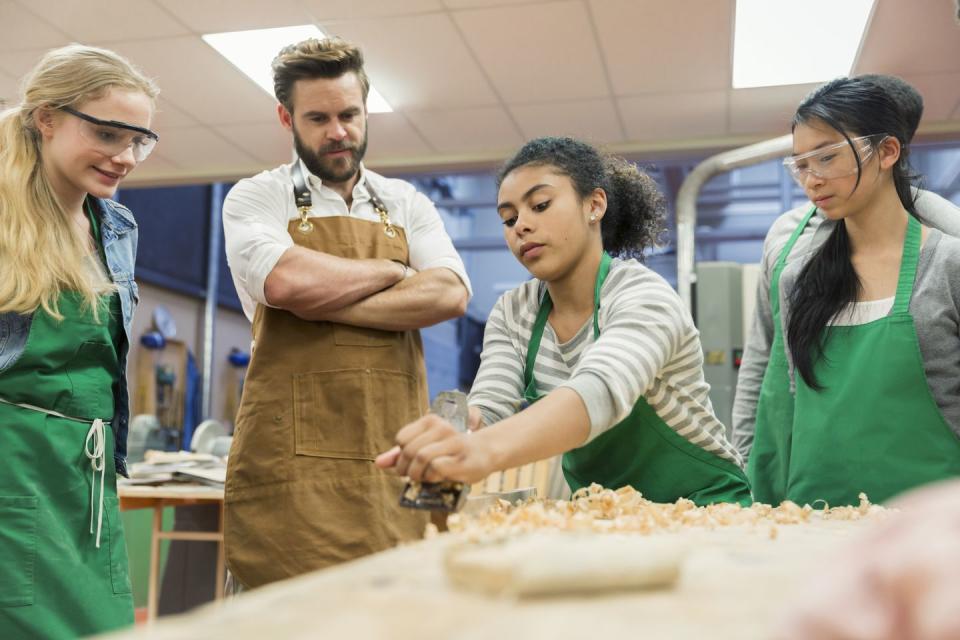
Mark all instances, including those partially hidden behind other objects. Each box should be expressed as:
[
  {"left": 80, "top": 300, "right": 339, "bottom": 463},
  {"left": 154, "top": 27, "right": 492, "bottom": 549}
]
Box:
[{"left": 103, "top": 515, "right": 874, "bottom": 639}]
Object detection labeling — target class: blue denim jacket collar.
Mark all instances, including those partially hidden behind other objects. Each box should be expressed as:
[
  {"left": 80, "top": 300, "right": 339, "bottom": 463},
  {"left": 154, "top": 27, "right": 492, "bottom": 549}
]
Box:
[{"left": 91, "top": 196, "right": 137, "bottom": 239}]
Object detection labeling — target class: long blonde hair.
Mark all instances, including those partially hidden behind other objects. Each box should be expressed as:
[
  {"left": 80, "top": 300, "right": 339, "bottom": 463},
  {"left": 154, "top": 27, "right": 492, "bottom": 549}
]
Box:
[{"left": 0, "top": 44, "right": 159, "bottom": 319}]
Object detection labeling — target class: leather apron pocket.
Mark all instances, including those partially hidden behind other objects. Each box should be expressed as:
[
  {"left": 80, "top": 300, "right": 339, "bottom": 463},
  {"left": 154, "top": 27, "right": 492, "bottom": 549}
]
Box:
[
  {"left": 293, "top": 368, "right": 419, "bottom": 460},
  {"left": 0, "top": 496, "right": 38, "bottom": 608}
]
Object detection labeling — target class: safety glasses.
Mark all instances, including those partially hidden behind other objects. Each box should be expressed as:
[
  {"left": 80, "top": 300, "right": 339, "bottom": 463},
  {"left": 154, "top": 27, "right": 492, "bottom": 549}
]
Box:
[
  {"left": 783, "top": 134, "right": 888, "bottom": 185},
  {"left": 61, "top": 106, "right": 159, "bottom": 163}
]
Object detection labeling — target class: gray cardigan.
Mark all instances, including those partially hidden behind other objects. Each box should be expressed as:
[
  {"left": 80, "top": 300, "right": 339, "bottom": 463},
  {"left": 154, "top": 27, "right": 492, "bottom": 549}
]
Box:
[{"left": 733, "top": 190, "right": 960, "bottom": 458}]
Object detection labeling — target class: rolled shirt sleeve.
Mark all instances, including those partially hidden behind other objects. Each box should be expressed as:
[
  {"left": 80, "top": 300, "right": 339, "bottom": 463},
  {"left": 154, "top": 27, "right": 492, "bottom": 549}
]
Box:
[
  {"left": 402, "top": 190, "right": 473, "bottom": 297},
  {"left": 222, "top": 177, "right": 294, "bottom": 316}
]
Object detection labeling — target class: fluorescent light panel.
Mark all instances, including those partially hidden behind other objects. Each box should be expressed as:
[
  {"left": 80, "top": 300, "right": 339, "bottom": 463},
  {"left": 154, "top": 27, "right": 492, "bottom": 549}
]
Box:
[
  {"left": 202, "top": 24, "right": 392, "bottom": 113},
  {"left": 733, "top": 0, "right": 875, "bottom": 89}
]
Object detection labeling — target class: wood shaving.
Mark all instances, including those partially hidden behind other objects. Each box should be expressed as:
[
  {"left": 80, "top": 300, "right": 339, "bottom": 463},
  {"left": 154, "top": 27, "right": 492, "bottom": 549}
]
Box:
[{"left": 447, "top": 484, "right": 886, "bottom": 537}]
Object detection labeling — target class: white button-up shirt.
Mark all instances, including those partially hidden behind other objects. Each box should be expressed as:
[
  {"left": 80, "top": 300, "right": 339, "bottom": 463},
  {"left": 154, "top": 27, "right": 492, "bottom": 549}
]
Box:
[{"left": 223, "top": 160, "right": 472, "bottom": 320}]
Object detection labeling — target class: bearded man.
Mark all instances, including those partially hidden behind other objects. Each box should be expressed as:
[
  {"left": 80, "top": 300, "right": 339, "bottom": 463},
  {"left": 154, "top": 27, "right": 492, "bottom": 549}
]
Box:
[{"left": 222, "top": 37, "right": 471, "bottom": 588}]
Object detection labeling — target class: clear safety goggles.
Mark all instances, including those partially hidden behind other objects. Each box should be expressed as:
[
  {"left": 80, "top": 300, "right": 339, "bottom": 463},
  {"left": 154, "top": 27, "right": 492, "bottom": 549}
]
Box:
[
  {"left": 783, "top": 134, "right": 887, "bottom": 185},
  {"left": 61, "top": 106, "right": 159, "bottom": 163}
]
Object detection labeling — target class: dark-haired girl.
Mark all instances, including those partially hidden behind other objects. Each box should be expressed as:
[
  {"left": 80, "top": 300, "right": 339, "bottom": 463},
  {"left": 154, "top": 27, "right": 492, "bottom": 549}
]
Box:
[
  {"left": 733, "top": 75, "right": 960, "bottom": 506},
  {"left": 776, "top": 77, "right": 960, "bottom": 506},
  {"left": 377, "top": 137, "right": 752, "bottom": 506}
]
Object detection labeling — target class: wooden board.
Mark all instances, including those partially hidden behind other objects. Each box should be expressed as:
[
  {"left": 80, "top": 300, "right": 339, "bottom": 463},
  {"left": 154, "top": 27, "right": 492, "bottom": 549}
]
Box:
[
  {"left": 103, "top": 518, "right": 874, "bottom": 640},
  {"left": 118, "top": 484, "right": 224, "bottom": 502},
  {"left": 118, "top": 483, "right": 224, "bottom": 512}
]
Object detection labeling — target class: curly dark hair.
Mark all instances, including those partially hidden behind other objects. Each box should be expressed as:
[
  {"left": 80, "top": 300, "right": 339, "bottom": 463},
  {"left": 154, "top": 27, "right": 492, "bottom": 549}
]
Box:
[{"left": 496, "top": 137, "right": 665, "bottom": 260}]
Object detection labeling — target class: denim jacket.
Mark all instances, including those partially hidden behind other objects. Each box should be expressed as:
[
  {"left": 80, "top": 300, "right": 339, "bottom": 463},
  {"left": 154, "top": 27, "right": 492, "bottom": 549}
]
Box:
[{"left": 0, "top": 197, "right": 139, "bottom": 476}]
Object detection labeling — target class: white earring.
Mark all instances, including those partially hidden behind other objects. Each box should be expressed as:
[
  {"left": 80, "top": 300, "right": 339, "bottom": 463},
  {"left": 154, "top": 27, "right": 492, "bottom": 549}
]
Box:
[{"left": 589, "top": 214, "right": 597, "bottom": 222}]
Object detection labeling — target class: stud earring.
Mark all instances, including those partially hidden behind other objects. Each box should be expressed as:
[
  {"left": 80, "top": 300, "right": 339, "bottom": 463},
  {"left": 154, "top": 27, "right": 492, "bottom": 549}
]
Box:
[{"left": 589, "top": 215, "right": 597, "bottom": 222}]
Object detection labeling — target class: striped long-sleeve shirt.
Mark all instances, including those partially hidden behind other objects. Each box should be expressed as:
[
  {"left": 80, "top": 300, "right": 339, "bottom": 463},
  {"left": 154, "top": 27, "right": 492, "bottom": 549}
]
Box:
[{"left": 468, "top": 257, "right": 743, "bottom": 467}]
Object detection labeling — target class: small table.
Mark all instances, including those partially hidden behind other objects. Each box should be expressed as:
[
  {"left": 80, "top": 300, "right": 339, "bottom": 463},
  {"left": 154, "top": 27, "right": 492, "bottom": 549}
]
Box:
[{"left": 118, "top": 483, "right": 225, "bottom": 622}]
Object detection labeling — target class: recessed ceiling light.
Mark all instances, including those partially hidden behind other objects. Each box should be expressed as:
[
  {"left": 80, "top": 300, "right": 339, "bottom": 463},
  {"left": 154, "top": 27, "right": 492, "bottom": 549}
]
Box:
[
  {"left": 733, "top": 0, "right": 876, "bottom": 89},
  {"left": 203, "top": 24, "right": 392, "bottom": 113}
]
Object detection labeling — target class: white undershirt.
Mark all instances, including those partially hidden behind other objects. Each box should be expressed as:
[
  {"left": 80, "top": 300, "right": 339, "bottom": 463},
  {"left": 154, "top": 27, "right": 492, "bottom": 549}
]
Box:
[{"left": 829, "top": 296, "right": 895, "bottom": 326}]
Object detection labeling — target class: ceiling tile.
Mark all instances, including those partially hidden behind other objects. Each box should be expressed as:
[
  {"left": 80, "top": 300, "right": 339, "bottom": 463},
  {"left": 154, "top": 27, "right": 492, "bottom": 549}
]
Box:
[
  {"left": 152, "top": 97, "right": 201, "bottom": 130},
  {"left": 20, "top": 0, "right": 190, "bottom": 43},
  {"left": 900, "top": 73, "right": 960, "bottom": 124},
  {"left": 728, "top": 84, "right": 818, "bottom": 135},
  {"left": 108, "top": 36, "right": 278, "bottom": 126},
  {"left": 214, "top": 122, "right": 293, "bottom": 166},
  {"left": 854, "top": 0, "right": 960, "bottom": 77},
  {"left": 365, "top": 112, "right": 434, "bottom": 158},
  {"left": 0, "top": 47, "right": 49, "bottom": 79},
  {"left": 154, "top": 0, "right": 313, "bottom": 33},
  {"left": 0, "top": 2, "right": 69, "bottom": 52},
  {"left": 618, "top": 91, "right": 728, "bottom": 143},
  {"left": 443, "top": 0, "right": 540, "bottom": 7},
  {"left": 152, "top": 125, "right": 259, "bottom": 171},
  {"left": 405, "top": 106, "right": 522, "bottom": 153},
  {"left": 0, "top": 71, "right": 18, "bottom": 106},
  {"left": 301, "top": 0, "right": 444, "bottom": 20},
  {"left": 591, "top": 0, "right": 733, "bottom": 95},
  {"left": 331, "top": 12, "right": 499, "bottom": 110},
  {"left": 133, "top": 150, "right": 182, "bottom": 173},
  {"left": 124, "top": 173, "right": 200, "bottom": 188},
  {"left": 122, "top": 151, "right": 192, "bottom": 185},
  {"left": 453, "top": 1, "right": 610, "bottom": 103},
  {"left": 1, "top": 0, "right": 955, "bottom": 184},
  {"left": 510, "top": 99, "right": 624, "bottom": 144}
]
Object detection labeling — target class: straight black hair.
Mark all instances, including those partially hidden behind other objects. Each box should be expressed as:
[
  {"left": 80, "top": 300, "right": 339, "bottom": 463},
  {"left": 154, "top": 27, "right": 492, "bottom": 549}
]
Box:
[{"left": 787, "top": 76, "right": 922, "bottom": 389}]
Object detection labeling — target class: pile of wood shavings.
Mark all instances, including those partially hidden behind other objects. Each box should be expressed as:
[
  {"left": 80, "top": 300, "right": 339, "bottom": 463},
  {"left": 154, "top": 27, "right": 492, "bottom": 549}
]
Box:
[{"left": 446, "top": 483, "right": 886, "bottom": 538}]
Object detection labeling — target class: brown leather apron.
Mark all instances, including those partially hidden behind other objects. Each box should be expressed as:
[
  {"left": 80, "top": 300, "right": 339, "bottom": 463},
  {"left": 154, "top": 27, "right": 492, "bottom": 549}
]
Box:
[{"left": 224, "top": 213, "right": 428, "bottom": 588}]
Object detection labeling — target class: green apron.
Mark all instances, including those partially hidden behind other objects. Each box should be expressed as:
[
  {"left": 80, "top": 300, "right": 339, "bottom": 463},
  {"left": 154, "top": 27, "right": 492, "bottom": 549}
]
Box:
[
  {"left": 0, "top": 205, "right": 134, "bottom": 639},
  {"left": 523, "top": 252, "right": 752, "bottom": 506},
  {"left": 787, "top": 216, "right": 960, "bottom": 506},
  {"left": 746, "top": 206, "right": 817, "bottom": 504}
]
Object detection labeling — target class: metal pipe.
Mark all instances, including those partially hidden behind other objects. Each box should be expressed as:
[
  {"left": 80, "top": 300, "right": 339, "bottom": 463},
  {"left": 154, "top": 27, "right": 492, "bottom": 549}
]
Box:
[
  {"left": 674, "top": 134, "right": 794, "bottom": 310},
  {"left": 201, "top": 182, "right": 224, "bottom": 418},
  {"left": 779, "top": 162, "right": 795, "bottom": 216}
]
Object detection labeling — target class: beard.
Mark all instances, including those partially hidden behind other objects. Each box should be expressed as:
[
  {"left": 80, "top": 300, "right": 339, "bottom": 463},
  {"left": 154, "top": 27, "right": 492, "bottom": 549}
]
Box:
[{"left": 293, "top": 124, "right": 368, "bottom": 185}]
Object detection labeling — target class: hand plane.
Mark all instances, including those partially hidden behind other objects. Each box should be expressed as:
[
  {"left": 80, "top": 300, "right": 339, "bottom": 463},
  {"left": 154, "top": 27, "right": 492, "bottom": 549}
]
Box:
[{"left": 398, "top": 390, "right": 471, "bottom": 512}]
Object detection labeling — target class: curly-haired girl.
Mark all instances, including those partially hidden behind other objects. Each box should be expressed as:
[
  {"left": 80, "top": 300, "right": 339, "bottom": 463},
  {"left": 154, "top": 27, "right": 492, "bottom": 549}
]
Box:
[{"left": 378, "top": 137, "right": 751, "bottom": 506}]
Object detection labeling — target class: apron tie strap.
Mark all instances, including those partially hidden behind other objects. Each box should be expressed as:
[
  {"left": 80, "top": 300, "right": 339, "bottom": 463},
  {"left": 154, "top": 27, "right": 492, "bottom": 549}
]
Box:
[
  {"left": 85, "top": 418, "right": 107, "bottom": 549},
  {"left": 0, "top": 396, "right": 110, "bottom": 549}
]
